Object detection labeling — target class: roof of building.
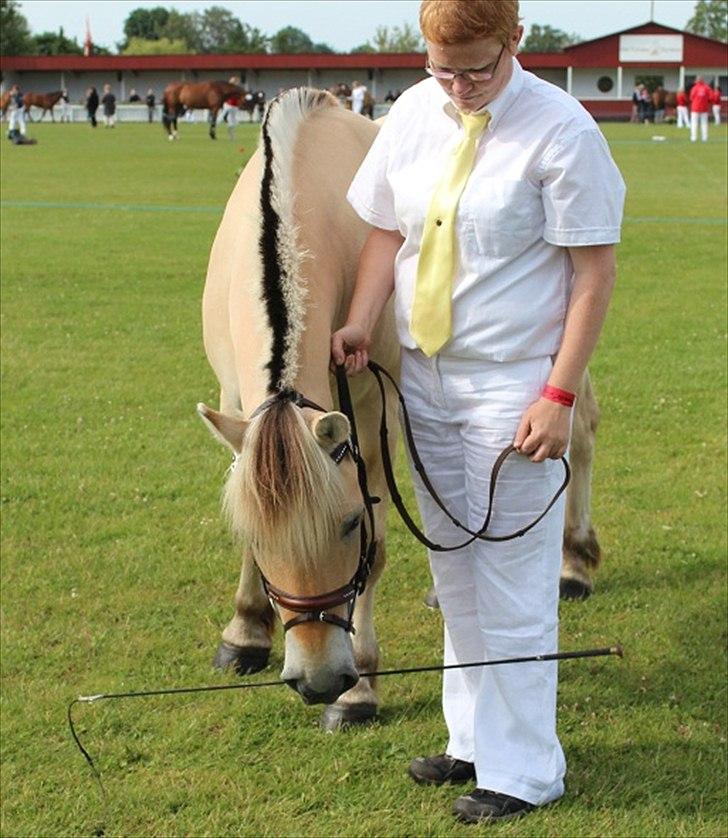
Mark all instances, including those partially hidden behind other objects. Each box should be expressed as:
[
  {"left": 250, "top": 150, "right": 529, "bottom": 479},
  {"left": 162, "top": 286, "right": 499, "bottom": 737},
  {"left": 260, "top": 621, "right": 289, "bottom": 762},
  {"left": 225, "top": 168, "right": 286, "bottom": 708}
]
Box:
[{"left": 1, "top": 22, "right": 725, "bottom": 73}]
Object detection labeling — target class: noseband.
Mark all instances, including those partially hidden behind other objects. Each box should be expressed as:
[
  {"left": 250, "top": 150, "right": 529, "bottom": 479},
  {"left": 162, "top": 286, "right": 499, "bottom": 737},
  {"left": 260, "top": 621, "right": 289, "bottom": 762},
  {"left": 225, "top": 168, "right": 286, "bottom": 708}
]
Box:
[{"left": 247, "top": 376, "right": 378, "bottom": 635}]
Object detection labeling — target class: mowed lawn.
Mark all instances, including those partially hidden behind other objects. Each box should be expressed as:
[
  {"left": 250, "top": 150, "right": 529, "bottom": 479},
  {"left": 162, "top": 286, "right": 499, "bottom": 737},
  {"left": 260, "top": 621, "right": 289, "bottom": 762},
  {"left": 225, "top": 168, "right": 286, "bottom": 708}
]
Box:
[{"left": 1, "top": 118, "right": 726, "bottom": 838}]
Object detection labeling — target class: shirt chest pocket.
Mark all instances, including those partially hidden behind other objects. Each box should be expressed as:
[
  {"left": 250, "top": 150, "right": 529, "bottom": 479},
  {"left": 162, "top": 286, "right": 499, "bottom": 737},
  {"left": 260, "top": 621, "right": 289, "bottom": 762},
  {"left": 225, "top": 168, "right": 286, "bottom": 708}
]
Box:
[{"left": 463, "top": 177, "right": 545, "bottom": 259}]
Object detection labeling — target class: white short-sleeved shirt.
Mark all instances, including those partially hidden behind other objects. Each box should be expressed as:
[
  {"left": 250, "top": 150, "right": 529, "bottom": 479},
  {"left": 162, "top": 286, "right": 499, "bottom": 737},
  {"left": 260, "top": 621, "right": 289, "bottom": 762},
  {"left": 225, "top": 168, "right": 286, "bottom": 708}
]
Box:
[{"left": 347, "top": 58, "right": 626, "bottom": 361}]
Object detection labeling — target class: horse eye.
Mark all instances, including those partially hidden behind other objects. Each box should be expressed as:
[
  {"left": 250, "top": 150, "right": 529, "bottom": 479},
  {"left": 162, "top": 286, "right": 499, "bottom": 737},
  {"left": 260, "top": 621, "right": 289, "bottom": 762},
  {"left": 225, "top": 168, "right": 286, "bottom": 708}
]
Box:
[{"left": 341, "top": 512, "right": 362, "bottom": 538}]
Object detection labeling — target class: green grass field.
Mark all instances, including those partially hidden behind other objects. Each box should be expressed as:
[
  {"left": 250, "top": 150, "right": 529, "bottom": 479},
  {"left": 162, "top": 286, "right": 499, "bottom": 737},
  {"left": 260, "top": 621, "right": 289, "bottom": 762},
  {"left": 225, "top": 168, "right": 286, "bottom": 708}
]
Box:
[{"left": 1, "top": 119, "right": 726, "bottom": 838}]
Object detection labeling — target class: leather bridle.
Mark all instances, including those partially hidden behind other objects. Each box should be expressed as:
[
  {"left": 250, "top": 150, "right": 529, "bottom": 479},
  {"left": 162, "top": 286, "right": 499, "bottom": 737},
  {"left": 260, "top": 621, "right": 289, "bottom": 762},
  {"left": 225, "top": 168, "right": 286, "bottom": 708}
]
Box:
[
  {"left": 246, "top": 362, "right": 569, "bottom": 636},
  {"left": 246, "top": 375, "right": 379, "bottom": 635}
]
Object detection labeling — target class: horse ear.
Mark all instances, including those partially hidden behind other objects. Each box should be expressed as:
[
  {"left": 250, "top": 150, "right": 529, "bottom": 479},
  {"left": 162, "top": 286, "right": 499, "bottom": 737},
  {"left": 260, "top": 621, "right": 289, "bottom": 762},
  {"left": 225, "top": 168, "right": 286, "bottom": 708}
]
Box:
[
  {"left": 310, "top": 411, "right": 350, "bottom": 450},
  {"left": 197, "top": 403, "right": 248, "bottom": 454}
]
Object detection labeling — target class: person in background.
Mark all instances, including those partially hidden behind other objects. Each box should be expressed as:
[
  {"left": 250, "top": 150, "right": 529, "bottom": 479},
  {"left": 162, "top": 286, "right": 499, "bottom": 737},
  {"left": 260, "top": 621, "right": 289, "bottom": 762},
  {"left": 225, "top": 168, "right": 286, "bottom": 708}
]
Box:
[
  {"left": 689, "top": 76, "right": 711, "bottom": 142},
  {"left": 101, "top": 84, "right": 116, "bottom": 128},
  {"left": 350, "top": 80, "right": 367, "bottom": 115},
  {"left": 56, "top": 89, "right": 71, "bottom": 123},
  {"left": 332, "top": 0, "right": 624, "bottom": 824},
  {"left": 675, "top": 88, "right": 689, "bottom": 129},
  {"left": 128, "top": 88, "right": 141, "bottom": 103},
  {"left": 709, "top": 82, "right": 721, "bottom": 125},
  {"left": 86, "top": 86, "right": 99, "bottom": 128},
  {"left": 221, "top": 77, "right": 241, "bottom": 140},
  {"left": 7, "top": 83, "right": 26, "bottom": 139},
  {"left": 639, "top": 84, "right": 653, "bottom": 123},
  {"left": 146, "top": 89, "right": 156, "bottom": 123},
  {"left": 631, "top": 83, "right": 641, "bottom": 122}
]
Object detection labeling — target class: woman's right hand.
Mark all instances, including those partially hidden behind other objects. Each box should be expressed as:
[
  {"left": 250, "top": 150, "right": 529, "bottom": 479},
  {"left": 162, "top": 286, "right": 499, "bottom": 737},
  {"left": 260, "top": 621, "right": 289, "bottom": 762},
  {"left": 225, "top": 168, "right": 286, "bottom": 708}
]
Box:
[{"left": 331, "top": 323, "right": 370, "bottom": 375}]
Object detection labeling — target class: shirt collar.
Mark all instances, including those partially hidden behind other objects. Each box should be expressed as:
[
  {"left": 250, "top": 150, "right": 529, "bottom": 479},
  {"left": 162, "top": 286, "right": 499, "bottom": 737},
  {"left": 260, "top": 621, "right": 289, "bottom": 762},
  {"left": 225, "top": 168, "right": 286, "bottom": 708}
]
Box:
[{"left": 438, "top": 56, "right": 525, "bottom": 132}]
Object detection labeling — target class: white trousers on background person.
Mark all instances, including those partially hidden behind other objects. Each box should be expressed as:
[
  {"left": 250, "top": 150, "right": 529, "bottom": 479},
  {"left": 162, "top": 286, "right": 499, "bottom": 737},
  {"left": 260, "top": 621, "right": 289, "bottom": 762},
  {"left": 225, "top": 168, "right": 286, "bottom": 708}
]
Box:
[
  {"left": 690, "top": 111, "right": 708, "bottom": 142},
  {"left": 676, "top": 105, "right": 689, "bottom": 128},
  {"left": 401, "top": 348, "right": 567, "bottom": 806},
  {"left": 8, "top": 107, "right": 26, "bottom": 135},
  {"left": 712, "top": 104, "right": 721, "bottom": 125}
]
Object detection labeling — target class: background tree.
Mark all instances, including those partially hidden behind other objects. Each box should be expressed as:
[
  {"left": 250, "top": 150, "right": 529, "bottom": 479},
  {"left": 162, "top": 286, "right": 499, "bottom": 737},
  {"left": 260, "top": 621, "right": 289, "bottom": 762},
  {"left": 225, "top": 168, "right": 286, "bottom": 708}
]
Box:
[
  {"left": 122, "top": 7, "right": 170, "bottom": 45},
  {"left": 269, "top": 25, "right": 333, "bottom": 53},
  {"left": 366, "top": 22, "right": 424, "bottom": 52},
  {"left": 191, "top": 7, "right": 267, "bottom": 53},
  {"left": 32, "top": 27, "right": 83, "bottom": 56},
  {"left": 159, "top": 9, "right": 200, "bottom": 52},
  {"left": 0, "top": 0, "right": 34, "bottom": 55},
  {"left": 122, "top": 36, "right": 191, "bottom": 55},
  {"left": 685, "top": 0, "right": 728, "bottom": 41},
  {"left": 521, "top": 23, "right": 580, "bottom": 52}
]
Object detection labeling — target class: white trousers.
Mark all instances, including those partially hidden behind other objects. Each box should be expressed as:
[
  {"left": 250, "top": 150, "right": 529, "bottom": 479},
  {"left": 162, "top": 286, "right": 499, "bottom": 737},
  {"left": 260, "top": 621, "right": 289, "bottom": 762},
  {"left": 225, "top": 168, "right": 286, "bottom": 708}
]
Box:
[
  {"left": 712, "top": 104, "right": 721, "bottom": 125},
  {"left": 691, "top": 111, "right": 708, "bottom": 142},
  {"left": 676, "top": 105, "right": 689, "bottom": 128},
  {"left": 401, "top": 348, "right": 566, "bottom": 806},
  {"left": 8, "top": 107, "right": 26, "bottom": 135}
]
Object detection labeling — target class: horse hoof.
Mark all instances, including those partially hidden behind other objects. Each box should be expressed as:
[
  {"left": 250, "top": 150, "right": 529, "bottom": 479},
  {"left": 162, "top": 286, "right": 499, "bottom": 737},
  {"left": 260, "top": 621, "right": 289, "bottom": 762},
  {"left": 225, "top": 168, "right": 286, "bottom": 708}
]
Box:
[
  {"left": 559, "top": 577, "right": 592, "bottom": 601},
  {"left": 213, "top": 642, "right": 270, "bottom": 675},
  {"left": 319, "top": 702, "right": 378, "bottom": 732},
  {"left": 423, "top": 586, "right": 440, "bottom": 610}
]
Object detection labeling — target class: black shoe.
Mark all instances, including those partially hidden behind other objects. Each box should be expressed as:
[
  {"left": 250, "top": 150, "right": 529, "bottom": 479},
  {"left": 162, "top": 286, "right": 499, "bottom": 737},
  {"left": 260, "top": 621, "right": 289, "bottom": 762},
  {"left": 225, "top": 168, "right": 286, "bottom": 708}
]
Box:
[
  {"left": 409, "top": 753, "right": 476, "bottom": 785},
  {"left": 453, "top": 788, "right": 535, "bottom": 823}
]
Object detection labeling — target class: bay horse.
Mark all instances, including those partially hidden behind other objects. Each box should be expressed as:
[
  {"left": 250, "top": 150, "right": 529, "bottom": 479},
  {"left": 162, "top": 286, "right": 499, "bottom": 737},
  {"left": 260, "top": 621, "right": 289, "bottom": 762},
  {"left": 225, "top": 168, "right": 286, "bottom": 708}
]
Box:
[
  {"left": 22, "top": 90, "right": 64, "bottom": 122},
  {"left": 0, "top": 91, "right": 10, "bottom": 119},
  {"left": 162, "top": 80, "right": 243, "bottom": 140},
  {"left": 198, "top": 87, "right": 602, "bottom": 730}
]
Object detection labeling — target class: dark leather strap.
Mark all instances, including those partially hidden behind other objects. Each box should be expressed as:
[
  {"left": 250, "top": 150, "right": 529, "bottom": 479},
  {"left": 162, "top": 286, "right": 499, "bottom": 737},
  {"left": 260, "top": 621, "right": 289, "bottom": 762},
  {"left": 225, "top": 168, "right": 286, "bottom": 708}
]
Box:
[{"left": 366, "top": 360, "right": 571, "bottom": 552}]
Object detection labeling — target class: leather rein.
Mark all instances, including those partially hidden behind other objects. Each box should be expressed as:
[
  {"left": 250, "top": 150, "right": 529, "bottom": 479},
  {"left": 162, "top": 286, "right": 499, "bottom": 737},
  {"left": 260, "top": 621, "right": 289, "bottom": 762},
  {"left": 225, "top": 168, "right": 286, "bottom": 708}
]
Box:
[{"left": 247, "top": 363, "right": 570, "bottom": 635}]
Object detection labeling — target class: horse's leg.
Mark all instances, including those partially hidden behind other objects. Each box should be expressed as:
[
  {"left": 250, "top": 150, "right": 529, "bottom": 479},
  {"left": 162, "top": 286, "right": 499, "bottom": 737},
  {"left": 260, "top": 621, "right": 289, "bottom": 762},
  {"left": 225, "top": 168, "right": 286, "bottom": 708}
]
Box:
[
  {"left": 209, "top": 107, "right": 217, "bottom": 140},
  {"left": 213, "top": 388, "right": 274, "bottom": 673},
  {"left": 213, "top": 550, "right": 276, "bottom": 674},
  {"left": 561, "top": 371, "right": 601, "bottom": 599},
  {"left": 320, "top": 541, "right": 385, "bottom": 730}
]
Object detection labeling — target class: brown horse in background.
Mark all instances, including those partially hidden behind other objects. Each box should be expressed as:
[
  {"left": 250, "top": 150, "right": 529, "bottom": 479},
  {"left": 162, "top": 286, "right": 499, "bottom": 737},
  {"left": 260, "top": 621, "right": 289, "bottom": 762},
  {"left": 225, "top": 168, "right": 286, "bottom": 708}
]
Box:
[
  {"left": 1, "top": 91, "right": 11, "bottom": 118},
  {"left": 23, "top": 90, "right": 64, "bottom": 122},
  {"left": 162, "top": 80, "right": 243, "bottom": 140},
  {"left": 652, "top": 88, "right": 677, "bottom": 122}
]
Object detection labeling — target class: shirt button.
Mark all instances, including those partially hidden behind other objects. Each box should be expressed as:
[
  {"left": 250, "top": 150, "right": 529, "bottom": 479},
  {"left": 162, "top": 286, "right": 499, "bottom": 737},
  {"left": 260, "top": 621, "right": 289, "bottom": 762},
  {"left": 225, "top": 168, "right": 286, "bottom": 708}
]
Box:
[{"left": 436, "top": 219, "right": 442, "bottom": 226}]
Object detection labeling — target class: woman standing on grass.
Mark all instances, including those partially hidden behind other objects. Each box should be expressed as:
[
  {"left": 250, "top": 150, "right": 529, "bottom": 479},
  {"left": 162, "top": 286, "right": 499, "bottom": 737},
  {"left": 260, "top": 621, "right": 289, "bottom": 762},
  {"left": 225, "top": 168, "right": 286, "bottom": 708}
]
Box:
[
  {"left": 331, "top": 0, "right": 625, "bottom": 825},
  {"left": 86, "top": 87, "right": 99, "bottom": 128}
]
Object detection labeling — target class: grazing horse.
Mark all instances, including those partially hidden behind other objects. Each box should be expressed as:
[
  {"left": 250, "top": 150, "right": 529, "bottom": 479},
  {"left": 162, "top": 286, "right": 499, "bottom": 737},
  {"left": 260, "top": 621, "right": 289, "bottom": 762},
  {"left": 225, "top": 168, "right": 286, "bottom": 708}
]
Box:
[
  {"left": 198, "top": 88, "right": 399, "bottom": 727},
  {"left": 162, "top": 80, "right": 243, "bottom": 140},
  {"left": 22, "top": 90, "right": 64, "bottom": 122},
  {"left": 240, "top": 89, "right": 266, "bottom": 122},
  {"left": 198, "top": 87, "right": 602, "bottom": 729}
]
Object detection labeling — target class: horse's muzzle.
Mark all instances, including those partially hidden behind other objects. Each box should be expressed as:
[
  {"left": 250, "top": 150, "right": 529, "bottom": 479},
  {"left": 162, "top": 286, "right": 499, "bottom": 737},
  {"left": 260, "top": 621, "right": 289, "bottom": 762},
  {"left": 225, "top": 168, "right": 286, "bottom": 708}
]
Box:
[{"left": 284, "top": 671, "right": 358, "bottom": 706}]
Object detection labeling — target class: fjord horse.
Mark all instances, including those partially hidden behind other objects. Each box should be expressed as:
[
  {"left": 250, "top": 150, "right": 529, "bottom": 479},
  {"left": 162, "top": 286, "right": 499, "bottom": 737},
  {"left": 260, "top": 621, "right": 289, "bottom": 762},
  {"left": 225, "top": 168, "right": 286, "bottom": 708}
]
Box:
[
  {"left": 198, "top": 87, "right": 602, "bottom": 729},
  {"left": 22, "top": 90, "right": 64, "bottom": 122},
  {"left": 198, "top": 89, "right": 399, "bottom": 728},
  {"left": 162, "top": 80, "right": 243, "bottom": 140}
]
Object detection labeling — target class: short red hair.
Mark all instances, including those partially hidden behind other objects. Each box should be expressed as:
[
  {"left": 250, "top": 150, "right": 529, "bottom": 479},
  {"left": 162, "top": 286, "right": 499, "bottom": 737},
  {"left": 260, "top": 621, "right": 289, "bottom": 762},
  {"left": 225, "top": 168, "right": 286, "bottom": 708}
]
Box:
[{"left": 419, "top": 0, "right": 520, "bottom": 45}]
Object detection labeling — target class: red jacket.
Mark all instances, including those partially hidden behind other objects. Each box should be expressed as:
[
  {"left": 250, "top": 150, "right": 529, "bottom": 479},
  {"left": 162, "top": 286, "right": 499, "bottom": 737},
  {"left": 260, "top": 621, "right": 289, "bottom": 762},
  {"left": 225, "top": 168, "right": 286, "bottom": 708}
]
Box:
[
  {"left": 710, "top": 87, "right": 722, "bottom": 106},
  {"left": 676, "top": 90, "right": 687, "bottom": 107},
  {"left": 690, "top": 82, "right": 711, "bottom": 113}
]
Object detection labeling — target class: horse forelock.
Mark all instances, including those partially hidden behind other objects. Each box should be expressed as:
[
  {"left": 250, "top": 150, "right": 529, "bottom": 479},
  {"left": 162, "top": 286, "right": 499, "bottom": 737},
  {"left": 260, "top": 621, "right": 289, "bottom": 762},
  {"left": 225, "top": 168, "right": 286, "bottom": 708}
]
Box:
[
  {"left": 224, "top": 402, "right": 345, "bottom": 567},
  {"left": 258, "top": 88, "right": 339, "bottom": 392}
]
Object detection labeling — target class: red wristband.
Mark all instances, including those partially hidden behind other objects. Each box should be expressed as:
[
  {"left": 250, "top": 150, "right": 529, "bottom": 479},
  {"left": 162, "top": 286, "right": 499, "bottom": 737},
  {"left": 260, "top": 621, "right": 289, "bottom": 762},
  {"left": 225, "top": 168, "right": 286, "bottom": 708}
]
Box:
[{"left": 541, "top": 384, "right": 576, "bottom": 407}]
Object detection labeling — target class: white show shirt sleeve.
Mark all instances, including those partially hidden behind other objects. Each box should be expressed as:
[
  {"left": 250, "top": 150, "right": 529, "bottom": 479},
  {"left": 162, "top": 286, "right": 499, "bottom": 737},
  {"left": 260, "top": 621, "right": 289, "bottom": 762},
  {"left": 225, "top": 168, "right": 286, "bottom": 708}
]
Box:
[
  {"left": 347, "top": 114, "right": 400, "bottom": 232},
  {"left": 539, "top": 128, "right": 625, "bottom": 247}
]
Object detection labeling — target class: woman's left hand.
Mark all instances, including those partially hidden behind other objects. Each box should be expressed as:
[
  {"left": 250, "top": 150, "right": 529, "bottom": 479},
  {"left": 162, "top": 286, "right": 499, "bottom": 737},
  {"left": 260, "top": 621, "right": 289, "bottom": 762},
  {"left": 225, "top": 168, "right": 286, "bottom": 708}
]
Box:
[{"left": 514, "top": 398, "right": 572, "bottom": 462}]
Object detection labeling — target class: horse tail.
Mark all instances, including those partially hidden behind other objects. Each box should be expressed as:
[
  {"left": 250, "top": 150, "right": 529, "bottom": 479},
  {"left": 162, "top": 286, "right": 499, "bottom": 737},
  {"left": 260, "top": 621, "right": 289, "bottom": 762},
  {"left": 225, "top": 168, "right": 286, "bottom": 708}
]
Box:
[{"left": 257, "top": 87, "right": 339, "bottom": 391}]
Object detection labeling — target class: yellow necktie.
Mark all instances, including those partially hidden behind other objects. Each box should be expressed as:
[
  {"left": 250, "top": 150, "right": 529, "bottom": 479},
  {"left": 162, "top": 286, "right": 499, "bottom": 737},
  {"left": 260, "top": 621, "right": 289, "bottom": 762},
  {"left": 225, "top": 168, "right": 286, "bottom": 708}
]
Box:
[{"left": 410, "top": 110, "right": 491, "bottom": 356}]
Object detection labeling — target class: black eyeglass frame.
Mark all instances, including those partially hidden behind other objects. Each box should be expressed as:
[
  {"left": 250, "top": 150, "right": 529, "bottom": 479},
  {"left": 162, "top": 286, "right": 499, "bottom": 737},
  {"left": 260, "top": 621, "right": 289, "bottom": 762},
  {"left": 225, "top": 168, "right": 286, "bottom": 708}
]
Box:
[{"left": 425, "top": 44, "right": 507, "bottom": 83}]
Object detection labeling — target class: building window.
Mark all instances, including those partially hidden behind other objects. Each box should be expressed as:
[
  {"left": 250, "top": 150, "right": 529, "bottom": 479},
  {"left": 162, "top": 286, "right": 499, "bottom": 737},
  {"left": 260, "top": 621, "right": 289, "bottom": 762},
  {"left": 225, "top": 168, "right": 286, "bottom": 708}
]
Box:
[{"left": 597, "top": 76, "right": 614, "bottom": 93}]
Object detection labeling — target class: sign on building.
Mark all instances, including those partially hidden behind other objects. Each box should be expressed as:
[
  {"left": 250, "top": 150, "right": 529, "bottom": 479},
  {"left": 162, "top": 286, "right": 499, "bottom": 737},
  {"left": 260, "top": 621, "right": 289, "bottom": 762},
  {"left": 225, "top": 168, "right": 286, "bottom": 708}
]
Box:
[{"left": 619, "top": 35, "right": 684, "bottom": 62}]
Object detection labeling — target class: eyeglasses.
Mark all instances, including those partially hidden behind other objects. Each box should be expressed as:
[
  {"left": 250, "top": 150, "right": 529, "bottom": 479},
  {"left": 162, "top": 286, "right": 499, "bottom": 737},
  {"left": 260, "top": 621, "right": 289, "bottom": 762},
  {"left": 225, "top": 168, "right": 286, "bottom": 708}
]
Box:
[{"left": 425, "top": 45, "right": 506, "bottom": 83}]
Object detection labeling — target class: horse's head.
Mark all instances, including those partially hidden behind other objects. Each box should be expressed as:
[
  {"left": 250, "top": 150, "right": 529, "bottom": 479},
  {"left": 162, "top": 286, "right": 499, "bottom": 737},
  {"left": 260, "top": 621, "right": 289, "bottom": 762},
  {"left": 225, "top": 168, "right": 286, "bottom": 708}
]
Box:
[{"left": 198, "top": 396, "right": 367, "bottom": 705}]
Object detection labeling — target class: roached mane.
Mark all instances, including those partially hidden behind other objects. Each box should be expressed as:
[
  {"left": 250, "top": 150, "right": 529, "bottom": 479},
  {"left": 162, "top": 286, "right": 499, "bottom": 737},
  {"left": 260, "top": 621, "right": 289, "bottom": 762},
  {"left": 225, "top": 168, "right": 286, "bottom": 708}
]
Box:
[
  {"left": 223, "top": 402, "right": 346, "bottom": 565},
  {"left": 257, "top": 87, "right": 338, "bottom": 391}
]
